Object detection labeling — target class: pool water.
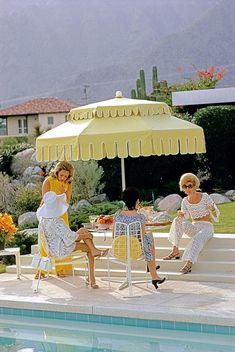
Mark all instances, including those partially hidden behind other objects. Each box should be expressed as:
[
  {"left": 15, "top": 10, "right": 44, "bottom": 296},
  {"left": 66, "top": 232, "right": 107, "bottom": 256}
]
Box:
[{"left": 0, "top": 314, "right": 235, "bottom": 352}]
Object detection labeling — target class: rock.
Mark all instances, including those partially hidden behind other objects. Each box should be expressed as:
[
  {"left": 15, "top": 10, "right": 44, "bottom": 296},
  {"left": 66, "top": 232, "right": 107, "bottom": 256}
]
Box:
[
  {"left": 18, "top": 212, "right": 38, "bottom": 227},
  {"left": 225, "top": 190, "right": 235, "bottom": 197},
  {"left": 23, "top": 166, "right": 43, "bottom": 177},
  {"left": 71, "top": 200, "right": 92, "bottom": 211},
  {"left": 25, "top": 183, "right": 37, "bottom": 189},
  {"left": 209, "top": 193, "right": 231, "bottom": 204},
  {"left": 152, "top": 212, "right": 173, "bottom": 223},
  {"left": 30, "top": 175, "right": 45, "bottom": 182},
  {"left": 88, "top": 194, "right": 108, "bottom": 204},
  {"left": 158, "top": 194, "right": 182, "bottom": 212},
  {"left": 15, "top": 148, "right": 35, "bottom": 160},
  {"left": 154, "top": 197, "right": 164, "bottom": 208}
]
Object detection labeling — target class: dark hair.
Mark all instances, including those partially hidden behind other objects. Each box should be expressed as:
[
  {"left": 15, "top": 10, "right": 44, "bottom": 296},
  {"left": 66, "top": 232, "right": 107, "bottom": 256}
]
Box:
[{"left": 122, "top": 187, "right": 139, "bottom": 210}]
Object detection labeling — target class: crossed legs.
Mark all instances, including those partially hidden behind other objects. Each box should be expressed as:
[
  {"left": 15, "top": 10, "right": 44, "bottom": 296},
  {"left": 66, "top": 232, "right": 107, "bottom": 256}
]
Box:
[{"left": 75, "top": 228, "right": 108, "bottom": 287}]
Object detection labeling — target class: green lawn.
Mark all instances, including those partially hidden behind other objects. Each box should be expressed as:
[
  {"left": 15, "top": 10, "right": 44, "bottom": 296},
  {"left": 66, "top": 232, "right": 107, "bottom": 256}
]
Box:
[
  {"left": 0, "top": 263, "right": 6, "bottom": 273},
  {"left": 158, "top": 202, "right": 235, "bottom": 234},
  {"left": 214, "top": 202, "right": 235, "bottom": 233}
]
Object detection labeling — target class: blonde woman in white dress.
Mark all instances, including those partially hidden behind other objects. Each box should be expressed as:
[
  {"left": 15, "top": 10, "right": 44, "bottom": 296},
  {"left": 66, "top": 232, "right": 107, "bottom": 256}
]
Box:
[{"left": 163, "top": 173, "right": 220, "bottom": 274}]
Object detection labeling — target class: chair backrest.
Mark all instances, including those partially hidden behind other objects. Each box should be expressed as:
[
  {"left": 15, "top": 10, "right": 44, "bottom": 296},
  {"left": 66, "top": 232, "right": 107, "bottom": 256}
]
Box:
[{"left": 112, "top": 221, "right": 143, "bottom": 262}]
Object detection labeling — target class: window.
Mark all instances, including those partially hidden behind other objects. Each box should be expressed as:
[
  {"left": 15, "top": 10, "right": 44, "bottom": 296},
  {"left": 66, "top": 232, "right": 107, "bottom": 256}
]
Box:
[
  {"left": 48, "top": 116, "right": 54, "bottom": 125},
  {"left": 18, "top": 118, "right": 28, "bottom": 134},
  {"left": 0, "top": 118, "right": 7, "bottom": 135}
]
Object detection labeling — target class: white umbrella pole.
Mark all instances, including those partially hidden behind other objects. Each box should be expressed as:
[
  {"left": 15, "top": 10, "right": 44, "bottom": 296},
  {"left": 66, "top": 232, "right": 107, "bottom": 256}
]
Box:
[{"left": 121, "top": 158, "right": 126, "bottom": 191}]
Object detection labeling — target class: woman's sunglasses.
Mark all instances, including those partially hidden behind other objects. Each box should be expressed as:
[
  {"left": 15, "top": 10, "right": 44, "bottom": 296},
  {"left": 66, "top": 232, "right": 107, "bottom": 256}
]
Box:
[{"left": 182, "top": 184, "right": 194, "bottom": 190}]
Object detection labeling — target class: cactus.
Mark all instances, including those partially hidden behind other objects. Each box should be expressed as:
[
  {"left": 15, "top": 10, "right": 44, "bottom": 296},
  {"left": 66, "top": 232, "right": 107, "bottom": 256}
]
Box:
[
  {"left": 131, "top": 89, "right": 137, "bottom": 99},
  {"left": 152, "top": 66, "right": 158, "bottom": 90},
  {"left": 131, "top": 66, "right": 172, "bottom": 104},
  {"left": 139, "top": 69, "right": 147, "bottom": 99},
  {"left": 136, "top": 78, "right": 141, "bottom": 99}
]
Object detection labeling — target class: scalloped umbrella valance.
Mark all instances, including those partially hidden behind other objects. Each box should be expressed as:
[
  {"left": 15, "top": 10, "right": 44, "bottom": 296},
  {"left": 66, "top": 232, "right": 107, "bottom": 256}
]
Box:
[{"left": 36, "top": 91, "right": 206, "bottom": 190}]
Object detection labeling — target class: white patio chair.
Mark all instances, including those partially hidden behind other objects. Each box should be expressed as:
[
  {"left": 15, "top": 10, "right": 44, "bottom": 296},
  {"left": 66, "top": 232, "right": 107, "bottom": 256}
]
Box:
[
  {"left": 106, "top": 221, "right": 148, "bottom": 298},
  {"left": 32, "top": 228, "right": 89, "bottom": 293}
]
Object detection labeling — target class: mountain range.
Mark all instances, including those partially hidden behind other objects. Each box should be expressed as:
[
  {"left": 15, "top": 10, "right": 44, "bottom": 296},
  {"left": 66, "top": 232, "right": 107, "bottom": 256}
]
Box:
[{"left": 0, "top": 0, "right": 234, "bottom": 107}]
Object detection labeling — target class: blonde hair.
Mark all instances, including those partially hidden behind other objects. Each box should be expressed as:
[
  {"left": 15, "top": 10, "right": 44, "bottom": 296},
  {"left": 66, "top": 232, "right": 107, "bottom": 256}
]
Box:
[
  {"left": 179, "top": 173, "right": 200, "bottom": 191},
  {"left": 50, "top": 161, "right": 74, "bottom": 180}
]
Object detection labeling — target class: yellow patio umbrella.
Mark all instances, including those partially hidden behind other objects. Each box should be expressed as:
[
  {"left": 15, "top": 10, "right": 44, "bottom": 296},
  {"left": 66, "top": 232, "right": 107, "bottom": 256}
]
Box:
[{"left": 36, "top": 91, "right": 206, "bottom": 190}]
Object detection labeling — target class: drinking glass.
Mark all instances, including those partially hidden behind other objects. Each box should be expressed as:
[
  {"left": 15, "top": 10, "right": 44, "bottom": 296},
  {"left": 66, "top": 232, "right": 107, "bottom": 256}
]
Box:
[{"left": 89, "top": 215, "right": 98, "bottom": 229}]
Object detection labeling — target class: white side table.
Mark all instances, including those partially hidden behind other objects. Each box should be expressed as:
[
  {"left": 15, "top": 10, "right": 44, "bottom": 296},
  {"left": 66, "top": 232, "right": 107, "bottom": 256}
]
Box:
[{"left": 0, "top": 247, "right": 21, "bottom": 279}]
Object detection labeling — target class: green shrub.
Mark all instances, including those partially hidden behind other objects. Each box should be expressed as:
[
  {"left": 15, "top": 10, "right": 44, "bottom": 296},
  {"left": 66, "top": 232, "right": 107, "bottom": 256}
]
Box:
[
  {"left": 13, "top": 186, "right": 41, "bottom": 216},
  {"left": 0, "top": 142, "right": 33, "bottom": 175},
  {"left": 193, "top": 105, "right": 235, "bottom": 189},
  {"left": 0, "top": 172, "right": 15, "bottom": 212},
  {"left": 71, "top": 160, "right": 105, "bottom": 201}
]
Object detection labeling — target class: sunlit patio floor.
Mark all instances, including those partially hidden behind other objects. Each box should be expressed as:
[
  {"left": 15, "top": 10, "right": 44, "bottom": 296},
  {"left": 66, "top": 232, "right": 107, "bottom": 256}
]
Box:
[{"left": 0, "top": 273, "right": 235, "bottom": 326}]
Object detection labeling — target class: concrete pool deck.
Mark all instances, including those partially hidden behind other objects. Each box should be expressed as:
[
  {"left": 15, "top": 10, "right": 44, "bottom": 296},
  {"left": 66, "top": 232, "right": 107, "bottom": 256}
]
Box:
[{"left": 0, "top": 273, "right": 234, "bottom": 327}]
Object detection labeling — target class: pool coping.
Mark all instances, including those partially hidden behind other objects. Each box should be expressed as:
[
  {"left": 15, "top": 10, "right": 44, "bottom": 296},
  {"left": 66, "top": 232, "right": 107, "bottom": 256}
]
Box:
[
  {"left": 1, "top": 272, "right": 235, "bottom": 331},
  {"left": 1, "top": 296, "right": 235, "bottom": 328}
]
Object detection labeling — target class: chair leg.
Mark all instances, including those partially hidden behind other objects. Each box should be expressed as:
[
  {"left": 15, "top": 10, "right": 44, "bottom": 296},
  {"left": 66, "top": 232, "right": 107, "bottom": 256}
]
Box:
[
  {"left": 72, "top": 265, "right": 75, "bottom": 284},
  {"left": 107, "top": 254, "right": 111, "bottom": 289},
  {"left": 33, "top": 270, "right": 41, "bottom": 293}
]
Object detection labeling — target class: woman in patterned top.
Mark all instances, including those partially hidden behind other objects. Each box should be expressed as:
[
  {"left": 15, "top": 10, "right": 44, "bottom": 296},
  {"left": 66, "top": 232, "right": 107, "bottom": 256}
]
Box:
[
  {"left": 113, "top": 187, "right": 166, "bottom": 290},
  {"left": 163, "top": 173, "right": 220, "bottom": 274}
]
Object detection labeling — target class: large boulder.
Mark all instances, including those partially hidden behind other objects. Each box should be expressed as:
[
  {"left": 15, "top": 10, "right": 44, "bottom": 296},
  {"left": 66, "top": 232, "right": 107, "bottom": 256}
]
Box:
[
  {"left": 18, "top": 212, "right": 38, "bottom": 227},
  {"left": 152, "top": 212, "right": 173, "bottom": 224},
  {"left": 154, "top": 196, "right": 164, "bottom": 208},
  {"left": 23, "top": 166, "right": 43, "bottom": 177},
  {"left": 209, "top": 193, "right": 231, "bottom": 204},
  {"left": 71, "top": 200, "right": 92, "bottom": 211},
  {"left": 158, "top": 194, "right": 182, "bottom": 212},
  {"left": 15, "top": 148, "right": 35, "bottom": 160},
  {"left": 89, "top": 194, "right": 108, "bottom": 204},
  {"left": 225, "top": 190, "right": 235, "bottom": 196}
]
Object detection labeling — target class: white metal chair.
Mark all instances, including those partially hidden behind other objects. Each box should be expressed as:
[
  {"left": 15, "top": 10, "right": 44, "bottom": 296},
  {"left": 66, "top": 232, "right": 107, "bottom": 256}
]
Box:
[
  {"left": 106, "top": 221, "right": 148, "bottom": 297},
  {"left": 32, "top": 228, "right": 89, "bottom": 293}
]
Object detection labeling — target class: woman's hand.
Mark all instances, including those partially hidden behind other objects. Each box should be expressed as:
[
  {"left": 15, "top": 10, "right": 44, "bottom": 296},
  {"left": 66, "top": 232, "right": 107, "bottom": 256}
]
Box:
[
  {"left": 177, "top": 211, "right": 185, "bottom": 218},
  {"left": 208, "top": 203, "right": 216, "bottom": 212},
  {"left": 58, "top": 184, "right": 66, "bottom": 194}
]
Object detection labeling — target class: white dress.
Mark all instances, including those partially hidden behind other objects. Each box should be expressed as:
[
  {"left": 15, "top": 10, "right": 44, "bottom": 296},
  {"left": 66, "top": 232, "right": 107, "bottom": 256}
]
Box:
[
  {"left": 168, "top": 193, "right": 220, "bottom": 264},
  {"left": 38, "top": 218, "right": 77, "bottom": 259}
]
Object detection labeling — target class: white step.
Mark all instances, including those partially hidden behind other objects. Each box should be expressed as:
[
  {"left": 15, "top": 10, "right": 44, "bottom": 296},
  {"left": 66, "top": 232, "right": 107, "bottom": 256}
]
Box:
[{"left": 5, "top": 232, "right": 235, "bottom": 284}]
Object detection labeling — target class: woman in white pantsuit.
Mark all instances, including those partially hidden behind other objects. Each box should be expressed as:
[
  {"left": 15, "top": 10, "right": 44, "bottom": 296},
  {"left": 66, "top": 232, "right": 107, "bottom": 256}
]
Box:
[{"left": 163, "top": 173, "right": 220, "bottom": 274}]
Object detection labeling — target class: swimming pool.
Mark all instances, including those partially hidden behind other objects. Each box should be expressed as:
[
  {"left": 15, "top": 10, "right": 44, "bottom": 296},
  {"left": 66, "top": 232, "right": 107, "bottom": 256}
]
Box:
[{"left": 0, "top": 308, "right": 235, "bottom": 351}]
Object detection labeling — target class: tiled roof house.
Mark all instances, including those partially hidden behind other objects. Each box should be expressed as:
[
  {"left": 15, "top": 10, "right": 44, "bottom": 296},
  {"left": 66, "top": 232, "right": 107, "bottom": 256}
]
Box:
[{"left": 0, "top": 97, "right": 78, "bottom": 137}]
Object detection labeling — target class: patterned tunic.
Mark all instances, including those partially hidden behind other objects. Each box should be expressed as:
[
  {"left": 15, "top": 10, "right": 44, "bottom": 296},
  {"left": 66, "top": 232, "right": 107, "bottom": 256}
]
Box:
[
  {"left": 38, "top": 218, "right": 77, "bottom": 259},
  {"left": 114, "top": 211, "right": 154, "bottom": 261}
]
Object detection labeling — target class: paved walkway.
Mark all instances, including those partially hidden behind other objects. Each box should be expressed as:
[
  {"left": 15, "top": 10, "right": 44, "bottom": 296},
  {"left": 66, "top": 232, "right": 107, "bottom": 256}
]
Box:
[{"left": 0, "top": 273, "right": 235, "bottom": 327}]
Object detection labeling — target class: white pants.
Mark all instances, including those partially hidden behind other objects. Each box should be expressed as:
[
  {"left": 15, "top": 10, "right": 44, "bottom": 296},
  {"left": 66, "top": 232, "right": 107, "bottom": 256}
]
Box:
[{"left": 168, "top": 218, "right": 214, "bottom": 264}]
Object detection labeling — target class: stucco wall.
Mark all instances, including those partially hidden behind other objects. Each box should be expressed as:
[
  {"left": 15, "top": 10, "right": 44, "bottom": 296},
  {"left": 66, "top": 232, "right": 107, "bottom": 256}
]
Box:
[
  {"left": 38, "top": 112, "right": 67, "bottom": 131},
  {"left": 2, "top": 112, "right": 67, "bottom": 137}
]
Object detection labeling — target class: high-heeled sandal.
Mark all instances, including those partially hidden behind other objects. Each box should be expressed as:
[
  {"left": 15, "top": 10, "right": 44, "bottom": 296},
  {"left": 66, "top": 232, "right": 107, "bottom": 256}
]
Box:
[
  {"left": 147, "top": 265, "right": 160, "bottom": 273},
  {"left": 163, "top": 252, "right": 180, "bottom": 260},
  {"left": 34, "top": 272, "right": 47, "bottom": 279},
  {"left": 56, "top": 271, "right": 66, "bottom": 278},
  {"left": 152, "top": 277, "right": 166, "bottom": 289},
  {"left": 85, "top": 278, "right": 99, "bottom": 289},
  {"left": 95, "top": 249, "right": 109, "bottom": 258},
  {"left": 180, "top": 265, "right": 192, "bottom": 274}
]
